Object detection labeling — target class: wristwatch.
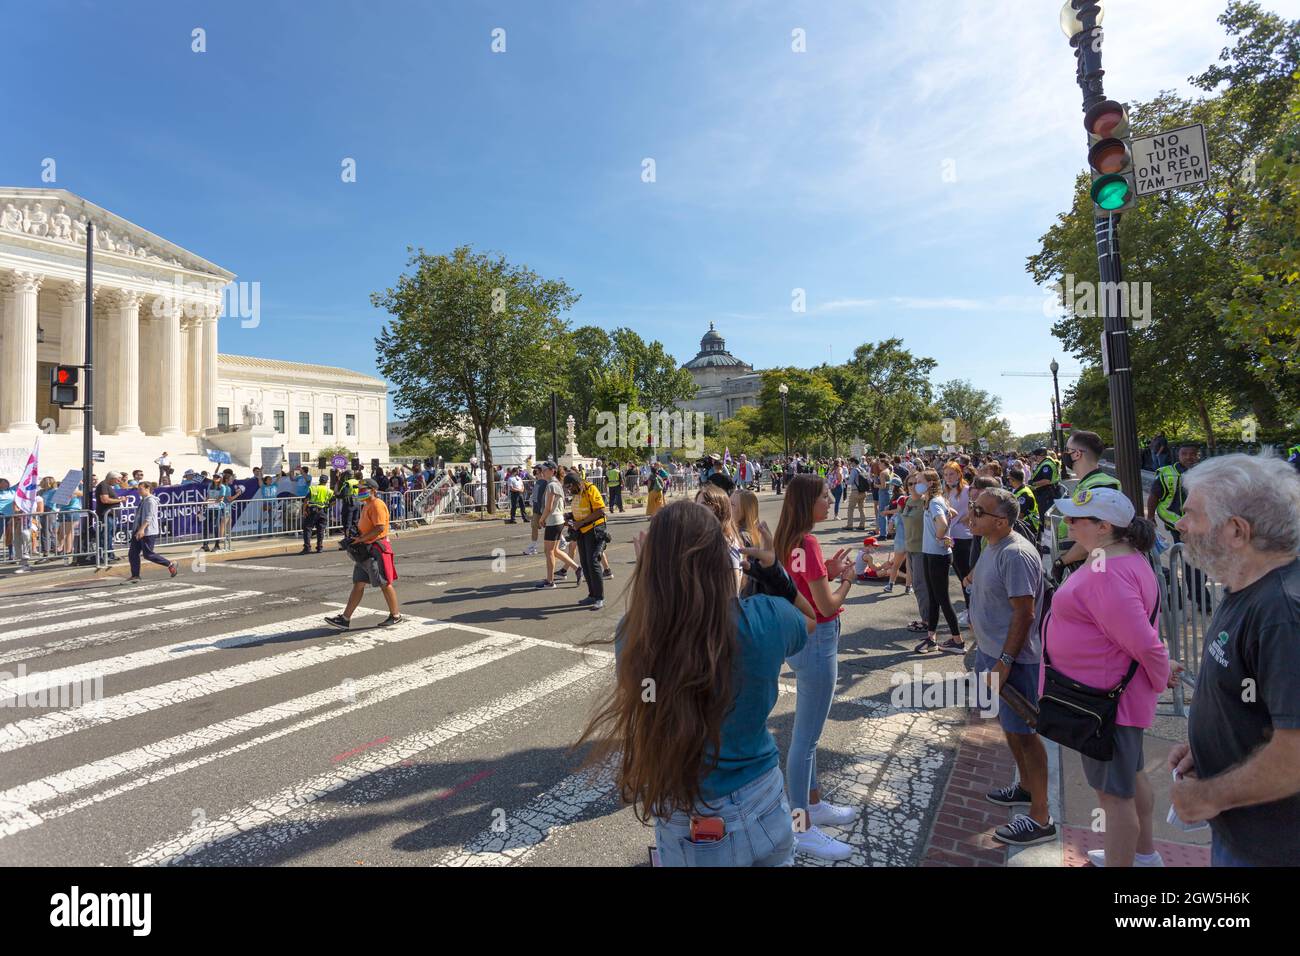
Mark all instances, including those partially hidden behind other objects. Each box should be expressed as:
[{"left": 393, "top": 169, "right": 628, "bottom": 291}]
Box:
[{"left": 998, "top": 652, "right": 1016, "bottom": 667}]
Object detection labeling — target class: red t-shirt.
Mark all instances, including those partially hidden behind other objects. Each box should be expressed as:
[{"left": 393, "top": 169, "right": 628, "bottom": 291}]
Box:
[{"left": 787, "top": 533, "right": 840, "bottom": 623}]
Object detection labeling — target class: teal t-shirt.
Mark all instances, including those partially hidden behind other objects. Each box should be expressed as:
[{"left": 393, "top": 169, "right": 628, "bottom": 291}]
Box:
[{"left": 614, "top": 593, "right": 808, "bottom": 804}]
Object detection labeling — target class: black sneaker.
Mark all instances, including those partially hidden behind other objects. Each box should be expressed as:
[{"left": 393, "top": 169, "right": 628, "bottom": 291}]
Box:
[
  {"left": 555, "top": 568, "right": 568, "bottom": 578},
  {"left": 986, "top": 783, "right": 1033, "bottom": 807},
  {"left": 299, "top": 548, "right": 311, "bottom": 554},
  {"left": 577, "top": 595, "right": 597, "bottom": 606},
  {"left": 376, "top": 614, "right": 404, "bottom": 627},
  {"left": 535, "top": 579, "right": 556, "bottom": 589},
  {"left": 324, "top": 614, "right": 350, "bottom": 629},
  {"left": 993, "top": 813, "right": 1057, "bottom": 846},
  {"left": 602, "top": 569, "right": 613, "bottom": 580}
]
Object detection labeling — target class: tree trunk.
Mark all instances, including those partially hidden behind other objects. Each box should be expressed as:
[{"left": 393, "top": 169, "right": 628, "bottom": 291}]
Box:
[
  {"left": 1195, "top": 398, "right": 1216, "bottom": 452},
  {"left": 479, "top": 425, "right": 496, "bottom": 514}
]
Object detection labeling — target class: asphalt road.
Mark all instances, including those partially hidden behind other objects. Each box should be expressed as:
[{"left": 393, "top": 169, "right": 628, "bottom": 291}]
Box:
[{"left": 0, "top": 492, "right": 969, "bottom": 867}]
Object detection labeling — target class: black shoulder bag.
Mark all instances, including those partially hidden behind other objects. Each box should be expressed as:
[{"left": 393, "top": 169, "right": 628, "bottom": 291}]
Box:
[{"left": 1035, "top": 601, "right": 1157, "bottom": 761}]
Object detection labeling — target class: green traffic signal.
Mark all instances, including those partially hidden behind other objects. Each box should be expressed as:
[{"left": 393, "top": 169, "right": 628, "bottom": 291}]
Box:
[{"left": 1091, "top": 173, "right": 1132, "bottom": 211}]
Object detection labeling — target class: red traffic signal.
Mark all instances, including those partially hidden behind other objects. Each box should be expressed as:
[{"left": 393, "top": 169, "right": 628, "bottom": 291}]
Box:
[{"left": 50, "top": 365, "right": 79, "bottom": 406}]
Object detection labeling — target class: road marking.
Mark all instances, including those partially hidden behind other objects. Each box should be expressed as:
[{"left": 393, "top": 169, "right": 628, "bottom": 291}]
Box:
[
  {"left": 221, "top": 564, "right": 307, "bottom": 572},
  {"left": 0, "top": 584, "right": 220, "bottom": 628},
  {"left": 127, "top": 659, "right": 609, "bottom": 866},
  {"left": 0, "top": 591, "right": 268, "bottom": 696},
  {"left": 0, "top": 581, "right": 179, "bottom": 612},
  {"left": 0, "top": 598, "right": 299, "bottom": 668},
  {"left": 0, "top": 614, "right": 452, "bottom": 754},
  {"left": 0, "top": 589, "right": 234, "bottom": 644},
  {"left": 437, "top": 759, "right": 619, "bottom": 867},
  {"left": 0, "top": 632, "right": 536, "bottom": 839}
]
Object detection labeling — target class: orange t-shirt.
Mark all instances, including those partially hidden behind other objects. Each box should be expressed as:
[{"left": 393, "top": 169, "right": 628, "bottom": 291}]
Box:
[{"left": 358, "top": 497, "right": 390, "bottom": 540}]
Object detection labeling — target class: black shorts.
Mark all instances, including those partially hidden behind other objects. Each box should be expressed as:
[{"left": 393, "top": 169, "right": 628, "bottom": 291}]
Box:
[{"left": 544, "top": 524, "right": 563, "bottom": 542}]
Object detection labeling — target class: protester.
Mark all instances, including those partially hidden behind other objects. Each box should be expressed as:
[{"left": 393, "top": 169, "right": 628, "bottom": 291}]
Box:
[
  {"left": 1169, "top": 454, "right": 1300, "bottom": 867},
  {"left": 576, "top": 500, "right": 810, "bottom": 866},
  {"left": 126, "top": 481, "right": 179, "bottom": 582},
  {"left": 95, "top": 471, "right": 126, "bottom": 563},
  {"left": 942, "top": 461, "right": 975, "bottom": 619},
  {"left": 963, "top": 486, "right": 1053, "bottom": 846},
  {"left": 774, "top": 474, "right": 859, "bottom": 861},
  {"left": 917, "top": 468, "right": 963, "bottom": 654},
  {"left": 900, "top": 472, "right": 930, "bottom": 631},
  {"left": 1047, "top": 488, "right": 1168, "bottom": 865},
  {"left": 696, "top": 483, "right": 745, "bottom": 593},
  {"left": 325, "top": 478, "right": 402, "bottom": 629},
  {"left": 844, "top": 458, "right": 869, "bottom": 531},
  {"left": 535, "top": 462, "right": 580, "bottom": 589}
]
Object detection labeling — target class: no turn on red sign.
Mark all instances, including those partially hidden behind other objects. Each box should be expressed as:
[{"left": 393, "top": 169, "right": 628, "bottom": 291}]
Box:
[{"left": 1131, "top": 123, "right": 1210, "bottom": 197}]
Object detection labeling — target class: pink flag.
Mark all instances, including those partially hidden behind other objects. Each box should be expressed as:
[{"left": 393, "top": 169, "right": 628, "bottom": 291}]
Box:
[{"left": 14, "top": 437, "right": 39, "bottom": 514}]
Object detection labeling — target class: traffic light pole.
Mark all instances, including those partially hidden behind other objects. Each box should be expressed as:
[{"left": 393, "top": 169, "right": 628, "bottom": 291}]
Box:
[
  {"left": 80, "top": 222, "right": 96, "bottom": 565},
  {"left": 1070, "top": 0, "right": 1142, "bottom": 508}
]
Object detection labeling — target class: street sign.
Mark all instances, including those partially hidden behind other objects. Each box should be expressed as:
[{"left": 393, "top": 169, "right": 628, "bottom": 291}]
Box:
[
  {"left": 91, "top": 450, "right": 105, "bottom": 462},
  {"left": 330, "top": 454, "right": 348, "bottom": 470},
  {"left": 1131, "top": 124, "right": 1209, "bottom": 197}
]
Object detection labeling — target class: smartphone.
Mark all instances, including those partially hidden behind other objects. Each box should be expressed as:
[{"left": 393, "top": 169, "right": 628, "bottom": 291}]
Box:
[{"left": 689, "top": 816, "right": 725, "bottom": 843}]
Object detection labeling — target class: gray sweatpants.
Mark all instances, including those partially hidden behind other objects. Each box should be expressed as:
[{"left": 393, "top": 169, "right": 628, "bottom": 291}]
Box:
[{"left": 908, "top": 551, "right": 929, "bottom": 620}]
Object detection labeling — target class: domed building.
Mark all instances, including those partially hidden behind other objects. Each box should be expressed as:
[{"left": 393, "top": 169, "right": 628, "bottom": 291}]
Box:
[{"left": 679, "top": 323, "right": 763, "bottom": 423}]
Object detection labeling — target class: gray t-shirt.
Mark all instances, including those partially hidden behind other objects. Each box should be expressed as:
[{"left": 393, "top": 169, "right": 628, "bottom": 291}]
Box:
[
  {"left": 543, "top": 479, "right": 566, "bottom": 526},
  {"left": 969, "top": 532, "right": 1043, "bottom": 663}
]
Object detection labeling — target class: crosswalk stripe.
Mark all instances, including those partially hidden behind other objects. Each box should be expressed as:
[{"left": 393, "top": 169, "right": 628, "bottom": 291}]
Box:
[
  {"left": 0, "top": 598, "right": 301, "bottom": 668},
  {"left": 0, "top": 614, "right": 447, "bottom": 754},
  {"left": 0, "top": 584, "right": 221, "bottom": 628},
  {"left": 128, "top": 659, "right": 610, "bottom": 866},
  {"left": 437, "top": 760, "right": 619, "bottom": 867},
  {"left": 0, "top": 592, "right": 267, "bottom": 697},
  {"left": 0, "top": 581, "right": 179, "bottom": 611},
  {"left": 0, "top": 632, "right": 544, "bottom": 840},
  {"left": 0, "top": 589, "right": 236, "bottom": 644}
]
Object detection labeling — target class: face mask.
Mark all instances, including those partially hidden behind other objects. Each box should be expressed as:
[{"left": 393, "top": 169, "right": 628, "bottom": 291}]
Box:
[
  {"left": 915, "top": 482, "right": 929, "bottom": 494},
  {"left": 358, "top": 491, "right": 370, "bottom": 500}
]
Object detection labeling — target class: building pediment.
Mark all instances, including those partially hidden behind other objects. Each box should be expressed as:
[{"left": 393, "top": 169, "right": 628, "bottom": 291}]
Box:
[{"left": 0, "top": 187, "right": 234, "bottom": 282}]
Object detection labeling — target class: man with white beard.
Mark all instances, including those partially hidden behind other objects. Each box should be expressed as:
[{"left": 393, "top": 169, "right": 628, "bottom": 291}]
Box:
[{"left": 1166, "top": 453, "right": 1300, "bottom": 867}]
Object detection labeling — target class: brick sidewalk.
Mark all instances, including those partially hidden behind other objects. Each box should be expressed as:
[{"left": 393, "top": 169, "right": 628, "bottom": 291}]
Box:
[{"left": 921, "top": 718, "right": 1019, "bottom": 866}]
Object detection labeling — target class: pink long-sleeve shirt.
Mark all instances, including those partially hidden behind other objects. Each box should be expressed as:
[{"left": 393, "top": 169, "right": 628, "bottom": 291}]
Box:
[{"left": 1040, "top": 552, "right": 1169, "bottom": 728}]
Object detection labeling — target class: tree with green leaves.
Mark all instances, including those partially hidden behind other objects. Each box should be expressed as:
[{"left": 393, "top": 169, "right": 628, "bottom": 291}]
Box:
[
  {"left": 756, "top": 368, "right": 840, "bottom": 453},
  {"left": 372, "top": 246, "right": 578, "bottom": 512},
  {"left": 847, "top": 339, "right": 937, "bottom": 454}
]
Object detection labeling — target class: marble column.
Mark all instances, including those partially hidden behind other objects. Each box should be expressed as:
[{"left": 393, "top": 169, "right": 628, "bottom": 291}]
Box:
[
  {"left": 0, "top": 271, "right": 43, "bottom": 435},
  {"left": 56, "top": 281, "right": 87, "bottom": 433},
  {"left": 201, "top": 307, "right": 218, "bottom": 432},
  {"left": 112, "top": 289, "right": 143, "bottom": 436},
  {"left": 185, "top": 314, "right": 203, "bottom": 435},
  {"left": 158, "top": 299, "right": 185, "bottom": 437}
]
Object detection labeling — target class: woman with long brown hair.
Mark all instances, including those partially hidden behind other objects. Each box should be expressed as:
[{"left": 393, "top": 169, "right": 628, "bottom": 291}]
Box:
[
  {"left": 695, "top": 483, "right": 745, "bottom": 593},
  {"left": 576, "top": 500, "right": 811, "bottom": 866},
  {"left": 773, "top": 473, "right": 858, "bottom": 861}
]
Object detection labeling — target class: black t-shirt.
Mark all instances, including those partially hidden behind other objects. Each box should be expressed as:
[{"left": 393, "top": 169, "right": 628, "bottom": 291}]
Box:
[
  {"left": 94, "top": 480, "right": 118, "bottom": 519},
  {"left": 1187, "top": 558, "right": 1300, "bottom": 865}
]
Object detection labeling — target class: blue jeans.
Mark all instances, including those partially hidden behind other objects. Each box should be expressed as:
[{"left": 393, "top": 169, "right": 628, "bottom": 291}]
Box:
[
  {"left": 654, "top": 765, "right": 794, "bottom": 867},
  {"left": 97, "top": 513, "right": 118, "bottom": 560},
  {"left": 831, "top": 485, "right": 843, "bottom": 517},
  {"left": 786, "top": 616, "right": 840, "bottom": 813},
  {"left": 1211, "top": 835, "right": 1257, "bottom": 867}
]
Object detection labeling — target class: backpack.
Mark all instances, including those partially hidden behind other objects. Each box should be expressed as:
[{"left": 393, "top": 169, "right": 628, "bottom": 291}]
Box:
[{"left": 854, "top": 469, "right": 871, "bottom": 493}]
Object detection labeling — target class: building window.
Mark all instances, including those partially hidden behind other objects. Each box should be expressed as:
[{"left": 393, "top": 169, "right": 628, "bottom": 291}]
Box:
[
  {"left": 273, "top": 410, "right": 285, "bottom": 434},
  {"left": 298, "top": 411, "right": 310, "bottom": 435},
  {"left": 345, "top": 414, "right": 356, "bottom": 437},
  {"left": 217, "top": 407, "right": 230, "bottom": 429},
  {"left": 323, "top": 413, "right": 334, "bottom": 436}
]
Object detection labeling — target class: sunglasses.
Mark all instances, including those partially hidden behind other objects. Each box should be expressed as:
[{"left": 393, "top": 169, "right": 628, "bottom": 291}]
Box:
[{"left": 969, "top": 504, "right": 1005, "bottom": 519}]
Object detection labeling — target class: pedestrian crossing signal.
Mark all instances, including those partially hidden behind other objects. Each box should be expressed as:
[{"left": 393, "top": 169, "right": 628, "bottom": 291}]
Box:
[
  {"left": 50, "top": 365, "right": 79, "bottom": 406},
  {"left": 1086, "top": 100, "right": 1136, "bottom": 214}
]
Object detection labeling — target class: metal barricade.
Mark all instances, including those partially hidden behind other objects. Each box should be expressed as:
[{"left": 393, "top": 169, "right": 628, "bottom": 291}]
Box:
[
  {"left": 0, "top": 507, "right": 100, "bottom": 572},
  {"left": 1157, "top": 542, "right": 1222, "bottom": 715}
]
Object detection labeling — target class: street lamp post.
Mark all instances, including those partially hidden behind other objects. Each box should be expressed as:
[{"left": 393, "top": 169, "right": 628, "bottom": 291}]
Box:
[
  {"left": 1061, "top": 0, "right": 1142, "bottom": 508},
  {"left": 778, "top": 383, "right": 790, "bottom": 459},
  {"left": 1049, "top": 358, "right": 1065, "bottom": 457}
]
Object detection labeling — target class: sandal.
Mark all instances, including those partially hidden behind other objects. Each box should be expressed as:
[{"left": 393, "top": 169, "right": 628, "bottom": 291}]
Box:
[
  {"left": 906, "top": 621, "right": 928, "bottom": 632},
  {"left": 914, "top": 637, "right": 939, "bottom": 654}
]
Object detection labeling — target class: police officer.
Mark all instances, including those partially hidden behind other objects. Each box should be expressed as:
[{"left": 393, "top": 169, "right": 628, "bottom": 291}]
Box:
[
  {"left": 1028, "top": 446, "right": 1061, "bottom": 523},
  {"left": 1050, "top": 429, "right": 1122, "bottom": 578},
  {"left": 338, "top": 469, "right": 362, "bottom": 537},
  {"left": 606, "top": 459, "right": 624, "bottom": 513},
  {"left": 300, "top": 475, "right": 334, "bottom": 553},
  {"left": 1007, "top": 464, "right": 1041, "bottom": 540},
  {"left": 1147, "top": 443, "right": 1200, "bottom": 542}
]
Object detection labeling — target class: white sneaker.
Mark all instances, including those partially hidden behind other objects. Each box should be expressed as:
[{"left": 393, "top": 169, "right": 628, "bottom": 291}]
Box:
[
  {"left": 794, "top": 826, "right": 853, "bottom": 861},
  {"left": 958, "top": 609, "right": 970, "bottom": 627},
  {"left": 523, "top": 545, "right": 538, "bottom": 555},
  {"left": 1087, "top": 848, "right": 1165, "bottom": 867},
  {"left": 808, "top": 800, "right": 859, "bottom": 828}
]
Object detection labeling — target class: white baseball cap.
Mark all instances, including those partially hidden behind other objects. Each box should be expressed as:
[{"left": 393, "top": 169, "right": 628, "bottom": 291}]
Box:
[{"left": 1055, "top": 486, "right": 1135, "bottom": 526}]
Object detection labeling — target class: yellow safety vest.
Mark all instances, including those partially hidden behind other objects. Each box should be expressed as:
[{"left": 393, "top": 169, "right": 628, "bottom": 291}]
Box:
[{"left": 308, "top": 484, "right": 333, "bottom": 508}]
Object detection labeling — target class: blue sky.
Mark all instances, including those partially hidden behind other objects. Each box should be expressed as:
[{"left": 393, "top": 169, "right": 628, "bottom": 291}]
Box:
[{"left": 6, "top": 0, "right": 1296, "bottom": 436}]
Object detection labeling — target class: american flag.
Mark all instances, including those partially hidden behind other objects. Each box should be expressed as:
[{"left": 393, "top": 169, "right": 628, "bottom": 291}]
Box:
[{"left": 14, "top": 437, "right": 39, "bottom": 514}]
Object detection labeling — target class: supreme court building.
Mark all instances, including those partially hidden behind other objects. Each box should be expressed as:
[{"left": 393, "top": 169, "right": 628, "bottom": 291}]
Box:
[{"left": 0, "top": 187, "right": 387, "bottom": 479}]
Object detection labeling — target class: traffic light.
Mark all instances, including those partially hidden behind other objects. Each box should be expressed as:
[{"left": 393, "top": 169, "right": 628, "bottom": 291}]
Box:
[
  {"left": 50, "top": 365, "right": 78, "bottom": 406},
  {"left": 1085, "top": 99, "right": 1136, "bottom": 214}
]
